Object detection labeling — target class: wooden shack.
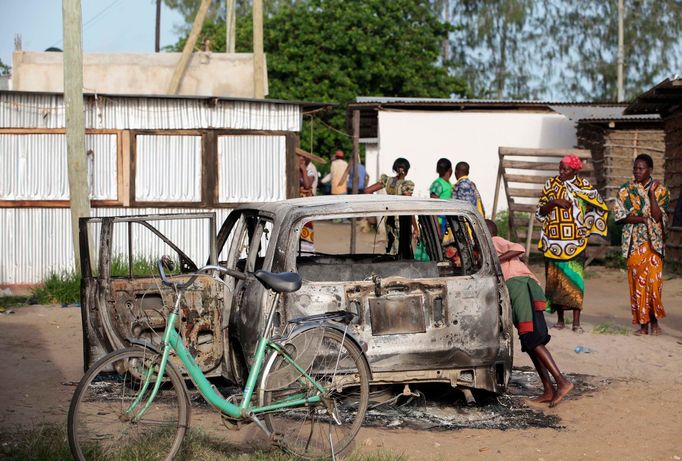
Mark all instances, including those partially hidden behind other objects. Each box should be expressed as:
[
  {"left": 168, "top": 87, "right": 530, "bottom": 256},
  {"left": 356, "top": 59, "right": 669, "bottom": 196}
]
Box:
[
  {"left": 625, "top": 78, "right": 682, "bottom": 264},
  {"left": 577, "top": 118, "right": 665, "bottom": 201}
]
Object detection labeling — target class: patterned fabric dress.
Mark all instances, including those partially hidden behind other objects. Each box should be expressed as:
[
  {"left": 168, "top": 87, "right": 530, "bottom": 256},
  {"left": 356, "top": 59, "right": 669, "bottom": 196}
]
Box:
[
  {"left": 380, "top": 174, "right": 415, "bottom": 257},
  {"left": 536, "top": 175, "right": 608, "bottom": 311},
  {"left": 613, "top": 178, "right": 669, "bottom": 325}
]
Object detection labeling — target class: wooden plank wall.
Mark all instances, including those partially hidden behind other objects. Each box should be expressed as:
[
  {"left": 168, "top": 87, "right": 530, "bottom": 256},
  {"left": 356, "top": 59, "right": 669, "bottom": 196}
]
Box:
[
  {"left": 664, "top": 111, "right": 682, "bottom": 264},
  {"left": 577, "top": 125, "right": 665, "bottom": 201}
]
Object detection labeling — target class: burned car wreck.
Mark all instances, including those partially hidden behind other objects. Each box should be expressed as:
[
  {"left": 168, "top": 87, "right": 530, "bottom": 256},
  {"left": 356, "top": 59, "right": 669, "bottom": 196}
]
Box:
[{"left": 79, "top": 196, "right": 513, "bottom": 395}]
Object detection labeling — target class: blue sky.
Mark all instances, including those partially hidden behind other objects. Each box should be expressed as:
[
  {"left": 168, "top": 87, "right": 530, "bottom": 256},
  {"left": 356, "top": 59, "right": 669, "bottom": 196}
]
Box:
[{"left": 1, "top": 0, "right": 184, "bottom": 67}]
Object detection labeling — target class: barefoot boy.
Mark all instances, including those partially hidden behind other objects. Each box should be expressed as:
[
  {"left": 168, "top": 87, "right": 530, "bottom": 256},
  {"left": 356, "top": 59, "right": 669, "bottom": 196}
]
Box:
[{"left": 486, "top": 219, "right": 573, "bottom": 407}]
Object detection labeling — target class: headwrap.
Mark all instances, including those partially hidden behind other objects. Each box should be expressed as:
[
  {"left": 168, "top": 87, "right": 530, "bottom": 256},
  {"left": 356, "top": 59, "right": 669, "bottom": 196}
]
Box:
[{"left": 561, "top": 155, "right": 583, "bottom": 171}]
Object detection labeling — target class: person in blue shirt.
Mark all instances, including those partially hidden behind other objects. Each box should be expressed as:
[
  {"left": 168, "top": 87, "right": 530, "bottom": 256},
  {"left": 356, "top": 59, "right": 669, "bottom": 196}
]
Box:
[{"left": 346, "top": 160, "right": 368, "bottom": 194}]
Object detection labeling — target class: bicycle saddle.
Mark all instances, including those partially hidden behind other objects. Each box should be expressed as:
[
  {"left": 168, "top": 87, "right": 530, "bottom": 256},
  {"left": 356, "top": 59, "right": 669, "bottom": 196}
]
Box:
[{"left": 254, "top": 270, "right": 302, "bottom": 293}]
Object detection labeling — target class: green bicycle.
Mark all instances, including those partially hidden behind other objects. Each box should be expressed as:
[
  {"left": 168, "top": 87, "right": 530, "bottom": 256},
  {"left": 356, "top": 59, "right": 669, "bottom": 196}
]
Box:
[{"left": 67, "top": 256, "right": 370, "bottom": 460}]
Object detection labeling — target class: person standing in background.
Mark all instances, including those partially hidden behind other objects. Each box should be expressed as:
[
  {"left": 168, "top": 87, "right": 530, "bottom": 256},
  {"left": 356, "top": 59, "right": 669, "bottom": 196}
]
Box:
[
  {"left": 613, "top": 154, "right": 669, "bottom": 336},
  {"left": 305, "top": 158, "right": 319, "bottom": 195},
  {"left": 344, "top": 159, "right": 369, "bottom": 194},
  {"left": 320, "top": 150, "right": 348, "bottom": 195},
  {"left": 430, "top": 158, "right": 454, "bottom": 199},
  {"left": 536, "top": 155, "right": 608, "bottom": 333},
  {"left": 365, "top": 157, "right": 416, "bottom": 258},
  {"left": 453, "top": 161, "right": 485, "bottom": 215}
]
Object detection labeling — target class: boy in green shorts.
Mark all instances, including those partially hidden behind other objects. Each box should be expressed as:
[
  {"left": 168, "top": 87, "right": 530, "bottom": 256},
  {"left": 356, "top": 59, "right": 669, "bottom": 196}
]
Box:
[{"left": 486, "top": 219, "right": 573, "bottom": 407}]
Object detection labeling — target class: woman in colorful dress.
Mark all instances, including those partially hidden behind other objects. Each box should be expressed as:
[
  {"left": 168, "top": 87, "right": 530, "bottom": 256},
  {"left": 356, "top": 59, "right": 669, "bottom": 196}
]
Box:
[
  {"left": 365, "top": 157, "right": 415, "bottom": 257},
  {"left": 536, "top": 155, "right": 608, "bottom": 333},
  {"left": 613, "top": 154, "right": 669, "bottom": 336}
]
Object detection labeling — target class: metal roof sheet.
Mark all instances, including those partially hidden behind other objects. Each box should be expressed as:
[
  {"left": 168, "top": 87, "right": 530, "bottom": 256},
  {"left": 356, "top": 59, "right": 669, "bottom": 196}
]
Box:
[
  {"left": 0, "top": 89, "right": 333, "bottom": 110},
  {"left": 353, "top": 96, "right": 625, "bottom": 107},
  {"left": 550, "top": 105, "right": 660, "bottom": 122},
  {"left": 624, "top": 77, "right": 682, "bottom": 116}
]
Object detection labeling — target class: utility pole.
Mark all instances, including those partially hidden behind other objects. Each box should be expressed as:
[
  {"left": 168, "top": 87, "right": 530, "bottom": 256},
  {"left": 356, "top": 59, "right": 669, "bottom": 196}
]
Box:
[
  {"left": 226, "top": 0, "right": 236, "bottom": 53},
  {"left": 168, "top": 0, "right": 212, "bottom": 94},
  {"left": 253, "top": 0, "right": 265, "bottom": 98},
  {"left": 350, "top": 110, "right": 360, "bottom": 254},
  {"left": 63, "top": 0, "right": 91, "bottom": 271},
  {"left": 617, "top": 0, "right": 625, "bottom": 102},
  {"left": 155, "top": 0, "right": 161, "bottom": 52}
]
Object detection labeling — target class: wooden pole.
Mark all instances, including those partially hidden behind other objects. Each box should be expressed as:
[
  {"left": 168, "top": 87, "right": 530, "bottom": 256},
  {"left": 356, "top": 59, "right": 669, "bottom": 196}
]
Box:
[
  {"left": 226, "top": 0, "right": 236, "bottom": 53},
  {"left": 167, "top": 0, "right": 212, "bottom": 94},
  {"left": 617, "top": 0, "right": 624, "bottom": 102},
  {"left": 350, "top": 110, "right": 360, "bottom": 254},
  {"left": 252, "top": 0, "right": 265, "bottom": 98},
  {"left": 63, "top": 0, "right": 90, "bottom": 272},
  {"left": 155, "top": 0, "right": 161, "bottom": 52}
]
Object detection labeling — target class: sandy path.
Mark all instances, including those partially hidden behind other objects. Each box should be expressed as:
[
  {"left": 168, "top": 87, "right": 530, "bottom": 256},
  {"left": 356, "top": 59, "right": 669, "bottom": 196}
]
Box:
[{"left": 1, "top": 267, "right": 681, "bottom": 460}]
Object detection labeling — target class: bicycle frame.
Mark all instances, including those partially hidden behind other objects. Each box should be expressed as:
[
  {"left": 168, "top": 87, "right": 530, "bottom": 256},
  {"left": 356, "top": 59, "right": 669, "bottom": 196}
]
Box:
[{"left": 127, "top": 284, "right": 325, "bottom": 423}]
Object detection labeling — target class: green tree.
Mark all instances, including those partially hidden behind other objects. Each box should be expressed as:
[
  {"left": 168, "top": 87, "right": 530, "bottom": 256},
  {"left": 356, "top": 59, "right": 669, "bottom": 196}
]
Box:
[
  {"left": 449, "top": 0, "right": 539, "bottom": 99},
  {"left": 171, "top": 0, "right": 467, "bottom": 158},
  {"left": 447, "top": 0, "right": 682, "bottom": 101},
  {"left": 0, "top": 58, "right": 10, "bottom": 77},
  {"left": 543, "top": 0, "right": 682, "bottom": 101}
]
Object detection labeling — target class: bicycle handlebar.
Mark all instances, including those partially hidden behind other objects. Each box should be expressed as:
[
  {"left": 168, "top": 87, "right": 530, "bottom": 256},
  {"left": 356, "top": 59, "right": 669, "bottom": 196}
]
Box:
[{"left": 157, "top": 256, "right": 248, "bottom": 290}]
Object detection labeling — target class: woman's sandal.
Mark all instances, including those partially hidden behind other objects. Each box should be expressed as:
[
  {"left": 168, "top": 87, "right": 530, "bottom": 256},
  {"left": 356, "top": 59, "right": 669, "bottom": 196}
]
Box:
[
  {"left": 572, "top": 326, "right": 584, "bottom": 334},
  {"left": 651, "top": 326, "right": 663, "bottom": 336},
  {"left": 633, "top": 329, "right": 648, "bottom": 336},
  {"left": 552, "top": 323, "right": 565, "bottom": 330}
]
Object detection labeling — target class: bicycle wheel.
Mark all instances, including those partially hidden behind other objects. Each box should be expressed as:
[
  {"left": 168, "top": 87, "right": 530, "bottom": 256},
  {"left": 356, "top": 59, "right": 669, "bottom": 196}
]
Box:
[
  {"left": 68, "top": 347, "right": 190, "bottom": 461},
  {"left": 262, "top": 327, "right": 370, "bottom": 459}
]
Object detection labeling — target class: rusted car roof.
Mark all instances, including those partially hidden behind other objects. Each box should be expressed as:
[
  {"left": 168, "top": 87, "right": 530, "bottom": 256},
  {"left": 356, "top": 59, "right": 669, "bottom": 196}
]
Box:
[{"left": 237, "top": 195, "right": 479, "bottom": 217}]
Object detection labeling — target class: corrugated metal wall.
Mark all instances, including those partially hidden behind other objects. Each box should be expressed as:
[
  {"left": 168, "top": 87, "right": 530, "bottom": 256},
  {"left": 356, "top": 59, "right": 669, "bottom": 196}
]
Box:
[
  {"left": 218, "top": 135, "right": 286, "bottom": 202},
  {"left": 0, "top": 134, "right": 117, "bottom": 200},
  {"left": 0, "top": 92, "right": 301, "bottom": 284},
  {"left": 0, "top": 93, "right": 301, "bottom": 131},
  {"left": 135, "top": 135, "right": 202, "bottom": 202},
  {"left": 0, "top": 208, "right": 234, "bottom": 285}
]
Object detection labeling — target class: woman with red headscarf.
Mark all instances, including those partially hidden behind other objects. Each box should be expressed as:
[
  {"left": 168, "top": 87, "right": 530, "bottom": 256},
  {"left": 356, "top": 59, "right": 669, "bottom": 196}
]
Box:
[{"left": 536, "top": 155, "right": 608, "bottom": 333}]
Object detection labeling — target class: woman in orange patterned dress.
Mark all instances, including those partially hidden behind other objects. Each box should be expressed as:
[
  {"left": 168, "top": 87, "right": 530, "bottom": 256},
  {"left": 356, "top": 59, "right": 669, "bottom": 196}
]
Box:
[{"left": 613, "top": 154, "right": 669, "bottom": 336}]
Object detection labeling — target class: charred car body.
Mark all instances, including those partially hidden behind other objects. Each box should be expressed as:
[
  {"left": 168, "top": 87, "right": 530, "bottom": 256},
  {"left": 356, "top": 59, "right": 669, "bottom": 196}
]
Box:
[{"left": 79, "top": 196, "right": 513, "bottom": 394}]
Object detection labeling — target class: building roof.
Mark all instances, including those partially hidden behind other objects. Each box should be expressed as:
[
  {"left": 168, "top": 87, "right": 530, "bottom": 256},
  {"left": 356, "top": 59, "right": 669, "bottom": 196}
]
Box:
[
  {"left": 348, "top": 97, "right": 636, "bottom": 140},
  {"left": 0, "top": 89, "right": 333, "bottom": 112},
  {"left": 624, "top": 77, "right": 682, "bottom": 116},
  {"left": 550, "top": 104, "right": 659, "bottom": 123}
]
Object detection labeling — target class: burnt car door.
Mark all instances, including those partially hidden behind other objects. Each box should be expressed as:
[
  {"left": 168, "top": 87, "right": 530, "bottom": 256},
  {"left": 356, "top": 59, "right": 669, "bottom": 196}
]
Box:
[
  {"left": 215, "top": 210, "right": 275, "bottom": 383},
  {"left": 79, "top": 213, "right": 230, "bottom": 379}
]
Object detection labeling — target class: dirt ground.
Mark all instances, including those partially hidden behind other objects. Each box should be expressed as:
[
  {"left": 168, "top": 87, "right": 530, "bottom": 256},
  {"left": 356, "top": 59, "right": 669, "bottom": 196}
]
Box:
[{"left": 1, "top": 264, "right": 682, "bottom": 460}]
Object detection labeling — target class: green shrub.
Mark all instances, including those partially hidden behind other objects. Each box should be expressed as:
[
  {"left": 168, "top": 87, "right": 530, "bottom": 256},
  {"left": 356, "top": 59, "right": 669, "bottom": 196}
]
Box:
[
  {"left": 32, "top": 271, "right": 80, "bottom": 305},
  {"left": 110, "top": 254, "right": 159, "bottom": 277}
]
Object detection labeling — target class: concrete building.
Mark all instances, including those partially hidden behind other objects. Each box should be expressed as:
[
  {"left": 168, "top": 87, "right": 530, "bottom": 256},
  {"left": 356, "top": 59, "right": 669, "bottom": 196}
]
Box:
[
  {"left": 11, "top": 51, "right": 267, "bottom": 98},
  {"left": 348, "top": 98, "right": 633, "bottom": 216}
]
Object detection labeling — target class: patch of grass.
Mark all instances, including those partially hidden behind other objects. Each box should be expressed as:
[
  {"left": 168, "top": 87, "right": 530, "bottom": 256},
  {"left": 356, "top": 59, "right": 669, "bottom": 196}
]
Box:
[
  {"left": 592, "top": 322, "right": 630, "bottom": 335},
  {"left": 31, "top": 271, "right": 80, "bottom": 305},
  {"left": 111, "top": 254, "right": 160, "bottom": 277},
  {"left": 0, "top": 424, "right": 406, "bottom": 461},
  {"left": 0, "top": 424, "right": 71, "bottom": 461},
  {"left": 30, "top": 255, "right": 165, "bottom": 306},
  {"left": 0, "top": 295, "right": 31, "bottom": 308}
]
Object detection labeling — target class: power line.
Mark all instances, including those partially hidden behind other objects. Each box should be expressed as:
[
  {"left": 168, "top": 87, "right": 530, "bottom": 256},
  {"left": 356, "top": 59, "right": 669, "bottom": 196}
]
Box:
[{"left": 47, "top": 0, "right": 126, "bottom": 49}]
